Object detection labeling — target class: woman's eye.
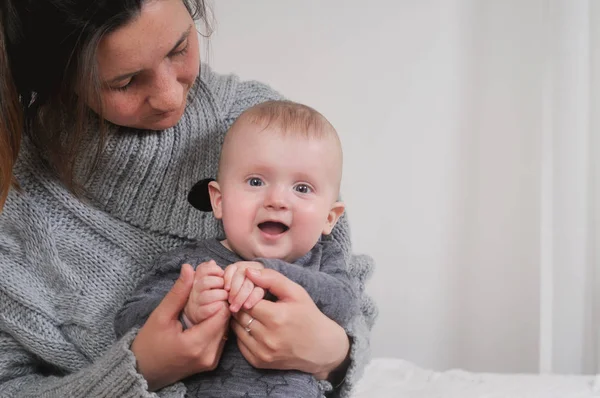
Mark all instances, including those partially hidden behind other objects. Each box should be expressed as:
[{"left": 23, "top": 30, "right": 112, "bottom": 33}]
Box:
[
  {"left": 248, "top": 178, "right": 263, "bottom": 187},
  {"left": 111, "top": 78, "right": 134, "bottom": 92},
  {"left": 294, "top": 184, "right": 312, "bottom": 194},
  {"left": 170, "top": 44, "right": 189, "bottom": 57}
]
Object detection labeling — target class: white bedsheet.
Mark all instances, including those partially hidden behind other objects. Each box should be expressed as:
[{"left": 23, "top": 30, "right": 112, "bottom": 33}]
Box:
[{"left": 353, "top": 358, "right": 600, "bottom": 397}]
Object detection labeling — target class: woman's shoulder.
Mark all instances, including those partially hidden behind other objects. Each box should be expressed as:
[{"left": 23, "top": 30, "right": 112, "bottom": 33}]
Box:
[{"left": 197, "top": 63, "right": 285, "bottom": 126}]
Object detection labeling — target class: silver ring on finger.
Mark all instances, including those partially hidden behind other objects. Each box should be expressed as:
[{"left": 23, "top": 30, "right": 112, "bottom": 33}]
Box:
[{"left": 244, "top": 317, "right": 255, "bottom": 333}]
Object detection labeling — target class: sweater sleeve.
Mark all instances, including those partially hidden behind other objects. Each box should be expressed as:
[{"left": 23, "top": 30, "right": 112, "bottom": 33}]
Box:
[
  {"left": 256, "top": 241, "right": 358, "bottom": 327},
  {"left": 0, "top": 263, "right": 186, "bottom": 398},
  {"left": 114, "top": 254, "right": 183, "bottom": 338},
  {"left": 114, "top": 273, "right": 179, "bottom": 339},
  {"left": 0, "top": 202, "right": 186, "bottom": 398},
  {"left": 0, "top": 328, "right": 184, "bottom": 398}
]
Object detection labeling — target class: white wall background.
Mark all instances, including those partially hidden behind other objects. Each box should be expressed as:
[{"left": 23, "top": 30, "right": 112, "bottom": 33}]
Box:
[{"left": 201, "top": 0, "right": 599, "bottom": 375}]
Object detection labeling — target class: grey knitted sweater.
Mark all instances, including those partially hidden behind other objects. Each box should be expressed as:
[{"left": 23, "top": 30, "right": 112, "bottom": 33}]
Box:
[
  {"left": 115, "top": 238, "right": 359, "bottom": 398},
  {"left": 0, "top": 65, "right": 377, "bottom": 398}
]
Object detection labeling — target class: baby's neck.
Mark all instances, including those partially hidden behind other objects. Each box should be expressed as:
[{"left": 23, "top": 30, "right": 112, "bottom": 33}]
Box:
[
  {"left": 219, "top": 239, "right": 233, "bottom": 252},
  {"left": 218, "top": 238, "right": 305, "bottom": 263}
]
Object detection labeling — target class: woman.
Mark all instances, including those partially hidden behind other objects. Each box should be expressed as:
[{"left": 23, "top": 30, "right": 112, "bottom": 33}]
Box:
[{"left": 0, "top": 0, "right": 377, "bottom": 397}]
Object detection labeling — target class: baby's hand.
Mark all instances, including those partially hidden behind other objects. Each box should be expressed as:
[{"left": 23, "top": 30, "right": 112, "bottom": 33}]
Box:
[
  {"left": 183, "top": 260, "right": 229, "bottom": 326},
  {"left": 224, "top": 261, "right": 265, "bottom": 313}
]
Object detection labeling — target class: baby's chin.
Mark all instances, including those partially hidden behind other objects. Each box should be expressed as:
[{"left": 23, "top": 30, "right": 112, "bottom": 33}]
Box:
[{"left": 247, "top": 246, "right": 301, "bottom": 263}]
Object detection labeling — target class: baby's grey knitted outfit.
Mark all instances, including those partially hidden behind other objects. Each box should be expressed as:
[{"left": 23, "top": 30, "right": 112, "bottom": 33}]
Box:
[
  {"left": 115, "top": 238, "right": 357, "bottom": 397},
  {"left": 0, "top": 64, "right": 377, "bottom": 398}
]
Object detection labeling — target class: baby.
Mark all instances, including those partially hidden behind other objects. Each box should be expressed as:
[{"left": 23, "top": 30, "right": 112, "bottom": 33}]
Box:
[{"left": 115, "top": 100, "right": 358, "bottom": 397}]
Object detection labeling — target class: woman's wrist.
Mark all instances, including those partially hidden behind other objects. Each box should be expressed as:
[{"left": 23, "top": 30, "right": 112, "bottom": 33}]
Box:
[{"left": 314, "top": 321, "right": 351, "bottom": 381}]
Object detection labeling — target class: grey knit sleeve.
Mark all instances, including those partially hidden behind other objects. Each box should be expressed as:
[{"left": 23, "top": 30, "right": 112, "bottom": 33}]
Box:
[
  {"left": 114, "top": 272, "right": 179, "bottom": 338},
  {"left": 114, "top": 255, "right": 183, "bottom": 338},
  {"left": 0, "top": 329, "right": 186, "bottom": 398},
  {"left": 256, "top": 241, "right": 358, "bottom": 327},
  {"left": 0, "top": 207, "right": 185, "bottom": 397},
  {"left": 321, "top": 214, "right": 379, "bottom": 398}
]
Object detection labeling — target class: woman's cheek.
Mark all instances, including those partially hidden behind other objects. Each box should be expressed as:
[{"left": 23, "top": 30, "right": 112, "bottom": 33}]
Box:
[{"left": 104, "top": 94, "right": 142, "bottom": 120}]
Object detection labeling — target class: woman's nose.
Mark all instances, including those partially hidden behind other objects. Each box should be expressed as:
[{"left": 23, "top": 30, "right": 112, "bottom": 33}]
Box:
[{"left": 148, "top": 67, "right": 183, "bottom": 112}]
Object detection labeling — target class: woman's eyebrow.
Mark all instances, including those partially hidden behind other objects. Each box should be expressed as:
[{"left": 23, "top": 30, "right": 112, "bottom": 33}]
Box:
[
  {"left": 107, "top": 24, "right": 193, "bottom": 84},
  {"left": 167, "top": 24, "right": 193, "bottom": 55}
]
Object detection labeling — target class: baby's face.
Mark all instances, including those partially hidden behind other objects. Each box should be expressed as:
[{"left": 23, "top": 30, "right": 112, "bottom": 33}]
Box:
[{"left": 210, "top": 123, "right": 343, "bottom": 262}]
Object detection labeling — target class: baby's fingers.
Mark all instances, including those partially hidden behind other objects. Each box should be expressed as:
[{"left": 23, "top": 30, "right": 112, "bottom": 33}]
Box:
[
  {"left": 187, "top": 301, "right": 227, "bottom": 325},
  {"left": 243, "top": 287, "right": 265, "bottom": 310},
  {"left": 195, "top": 260, "right": 224, "bottom": 278},
  {"left": 229, "top": 271, "right": 246, "bottom": 298},
  {"left": 197, "top": 289, "right": 229, "bottom": 306},
  {"left": 223, "top": 264, "right": 237, "bottom": 291},
  {"left": 229, "top": 279, "right": 254, "bottom": 313},
  {"left": 192, "top": 276, "right": 224, "bottom": 293}
]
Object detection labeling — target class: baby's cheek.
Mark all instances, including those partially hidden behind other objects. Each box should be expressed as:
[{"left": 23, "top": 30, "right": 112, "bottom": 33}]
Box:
[
  {"left": 223, "top": 206, "right": 252, "bottom": 234},
  {"left": 295, "top": 214, "right": 327, "bottom": 246}
]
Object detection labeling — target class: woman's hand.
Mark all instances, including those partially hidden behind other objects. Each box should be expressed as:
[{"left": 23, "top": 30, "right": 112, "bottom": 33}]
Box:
[
  {"left": 131, "top": 263, "right": 230, "bottom": 391},
  {"left": 230, "top": 268, "right": 350, "bottom": 381}
]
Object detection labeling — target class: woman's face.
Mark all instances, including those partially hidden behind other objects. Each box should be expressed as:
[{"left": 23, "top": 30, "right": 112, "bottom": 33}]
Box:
[{"left": 93, "top": 0, "right": 200, "bottom": 130}]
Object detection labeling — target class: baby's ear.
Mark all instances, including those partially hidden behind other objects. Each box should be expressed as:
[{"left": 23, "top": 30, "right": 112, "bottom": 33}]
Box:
[
  {"left": 208, "top": 180, "right": 223, "bottom": 219},
  {"left": 187, "top": 178, "right": 215, "bottom": 212},
  {"left": 322, "top": 201, "right": 345, "bottom": 235}
]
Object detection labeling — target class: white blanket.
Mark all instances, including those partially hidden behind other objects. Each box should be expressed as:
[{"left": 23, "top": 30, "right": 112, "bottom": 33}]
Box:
[{"left": 353, "top": 358, "right": 600, "bottom": 397}]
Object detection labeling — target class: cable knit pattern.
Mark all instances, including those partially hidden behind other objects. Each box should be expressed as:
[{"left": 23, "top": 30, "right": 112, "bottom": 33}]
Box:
[{"left": 0, "top": 64, "right": 377, "bottom": 397}]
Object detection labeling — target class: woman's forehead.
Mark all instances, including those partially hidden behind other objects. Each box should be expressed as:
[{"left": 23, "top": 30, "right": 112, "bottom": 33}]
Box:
[{"left": 96, "top": 0, "right": 192, "bottom": 79}]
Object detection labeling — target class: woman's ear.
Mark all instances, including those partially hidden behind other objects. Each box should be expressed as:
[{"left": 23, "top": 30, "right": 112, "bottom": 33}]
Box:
[
  {"left": 322, "top": 201, "right": 345, "bottom": 235},
  {"left": 208, "top": 180, "right": 223, "bottom": 219}
]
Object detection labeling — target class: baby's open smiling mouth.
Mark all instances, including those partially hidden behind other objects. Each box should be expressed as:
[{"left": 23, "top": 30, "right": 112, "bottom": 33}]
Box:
[{"left": 258, "top": 221, "right": 289, "bottom": 235}]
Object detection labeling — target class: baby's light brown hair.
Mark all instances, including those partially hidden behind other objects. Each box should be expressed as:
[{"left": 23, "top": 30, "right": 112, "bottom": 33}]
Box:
[{"left": 218, "top": 100, "right": 343, "bottom": 191}]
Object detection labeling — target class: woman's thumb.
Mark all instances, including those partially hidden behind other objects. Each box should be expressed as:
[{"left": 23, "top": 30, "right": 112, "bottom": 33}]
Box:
[
  {"left": 157, "top": 263, "right": 194, "bottom": 319},
  {"left": 244, "top": 268, "right": 304, "bottom": 301}
]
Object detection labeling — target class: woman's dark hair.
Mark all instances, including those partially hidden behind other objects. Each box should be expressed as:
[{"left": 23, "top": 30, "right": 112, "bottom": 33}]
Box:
[{"left": 0, "top": 0, "right": 211, "bottom": 210}]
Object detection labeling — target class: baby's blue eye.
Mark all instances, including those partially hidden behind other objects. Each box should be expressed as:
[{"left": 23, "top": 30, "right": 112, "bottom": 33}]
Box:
[
  {"left": 248, "top": 178, "right": 263, "bottom": 187},
  {"left": 294, "top": 184, "right": 312, "bottom": 194}
]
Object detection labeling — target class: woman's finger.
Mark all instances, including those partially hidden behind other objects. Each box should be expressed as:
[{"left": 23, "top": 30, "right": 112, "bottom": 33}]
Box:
[
  {"left": 244, "top": 268, "right": 307, "bottom": 301},
  {"left": 131, "top": 268, "right": 228, "bottom": 390},
  {"left": 154, "top": 263, "right": 195, "bottom": 323},
  {"left": 231, "top": 311, "right": 266, "bottom": 339},
  {"left": 183, "top": 305, "right": 231, "bottom": 370},
  {"left": 185, "top": 304, "right": 229, "bottom": 342},
  {"left": 235, "top": 335, "right": 262, "bottom": 368},
  {"left": 231, "top": 316, "right": 291, "bottom": 371},
  {"left": 230, "top": 309, "right": 253, "bottom": 326}
]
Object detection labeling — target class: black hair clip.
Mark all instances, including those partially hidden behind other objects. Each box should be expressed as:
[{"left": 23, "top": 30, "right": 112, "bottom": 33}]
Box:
[{"left": 187, "top": 178, "right": 215, "bottom": 212}]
